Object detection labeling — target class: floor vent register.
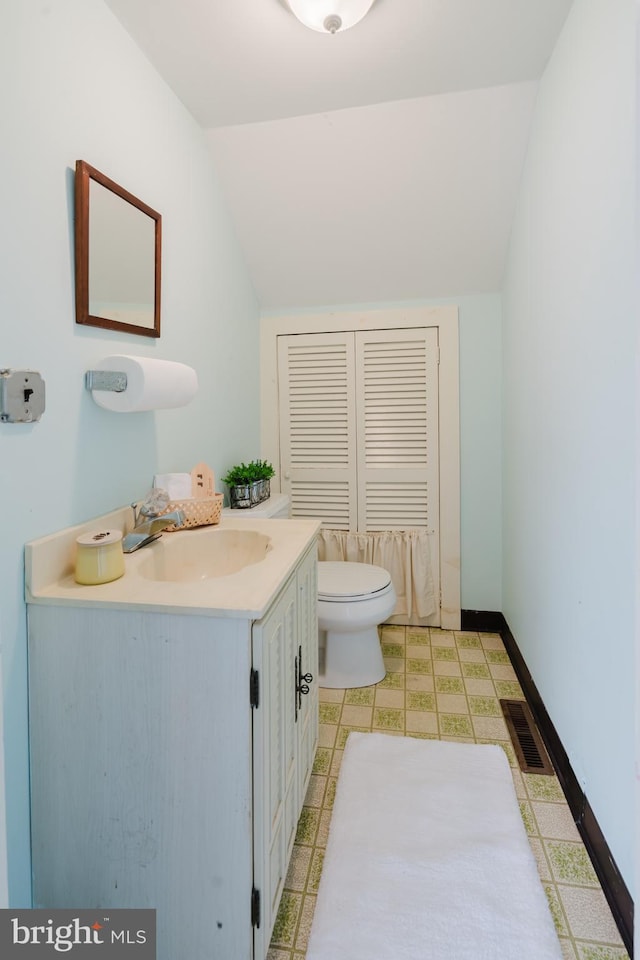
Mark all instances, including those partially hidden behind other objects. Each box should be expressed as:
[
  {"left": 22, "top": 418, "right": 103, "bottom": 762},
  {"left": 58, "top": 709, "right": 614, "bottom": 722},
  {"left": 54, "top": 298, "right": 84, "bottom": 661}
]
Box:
[{"left": 499, "top": 699, "right": 554, "bottom": 776}]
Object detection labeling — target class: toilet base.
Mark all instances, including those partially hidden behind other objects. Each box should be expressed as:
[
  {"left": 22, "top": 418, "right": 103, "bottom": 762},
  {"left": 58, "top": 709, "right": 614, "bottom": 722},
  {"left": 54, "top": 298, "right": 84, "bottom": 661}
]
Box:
[{"left": 319, "top": 626, "right": 386, "bottom": 689}]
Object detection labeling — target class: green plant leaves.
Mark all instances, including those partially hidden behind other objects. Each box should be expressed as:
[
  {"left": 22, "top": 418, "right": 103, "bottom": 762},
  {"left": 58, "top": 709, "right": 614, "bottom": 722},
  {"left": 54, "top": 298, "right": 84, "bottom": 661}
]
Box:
[{"left": 221, "top": 459, "right": 275, "bottom": 486}]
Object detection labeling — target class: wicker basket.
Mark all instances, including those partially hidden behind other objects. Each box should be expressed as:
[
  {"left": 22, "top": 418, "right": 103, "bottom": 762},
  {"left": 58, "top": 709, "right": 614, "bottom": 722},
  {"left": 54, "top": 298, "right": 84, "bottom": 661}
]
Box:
[{"left": 160, "top": 493, "right": 223, "bottom": 531}]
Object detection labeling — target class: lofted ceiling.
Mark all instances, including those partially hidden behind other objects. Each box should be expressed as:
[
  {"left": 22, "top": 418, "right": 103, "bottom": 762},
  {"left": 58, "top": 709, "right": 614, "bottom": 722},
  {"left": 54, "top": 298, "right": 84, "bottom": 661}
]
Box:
[{"left": 105, "top": 0, "right": 573, "bottom": 309}]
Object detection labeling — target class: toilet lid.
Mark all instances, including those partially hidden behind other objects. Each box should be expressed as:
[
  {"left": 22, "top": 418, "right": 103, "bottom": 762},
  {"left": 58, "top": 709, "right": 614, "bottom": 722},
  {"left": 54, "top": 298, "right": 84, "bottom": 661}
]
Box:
[{"left": 318, "top": 561, "right": 392, "bottom": 600}]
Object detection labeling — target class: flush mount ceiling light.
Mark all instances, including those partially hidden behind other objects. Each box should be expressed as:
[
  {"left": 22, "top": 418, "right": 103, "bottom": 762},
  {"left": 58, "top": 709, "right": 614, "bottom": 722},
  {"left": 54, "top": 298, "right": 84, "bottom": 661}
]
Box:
[{"left": 286, "top": 0, "right": 376, "bottom": 34}]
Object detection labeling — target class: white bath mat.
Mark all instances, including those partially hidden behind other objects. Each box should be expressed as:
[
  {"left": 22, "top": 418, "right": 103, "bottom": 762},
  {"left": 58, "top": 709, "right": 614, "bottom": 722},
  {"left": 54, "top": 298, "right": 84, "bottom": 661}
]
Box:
[{"left": 306, "top": 732, "right": 563, "bottom": 960}]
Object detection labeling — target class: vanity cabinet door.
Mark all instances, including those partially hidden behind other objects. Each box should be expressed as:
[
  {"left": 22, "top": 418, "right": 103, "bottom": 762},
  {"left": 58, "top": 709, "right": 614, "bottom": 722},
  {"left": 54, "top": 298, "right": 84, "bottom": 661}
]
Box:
[
  {"left": 251, "top": 543, "right": 319, "bottom": 960},
  {"left": 295, "top": 546, "right": 318, "bottom": 809},
  {"left": 251, "top": 575, "right": 297, "bottom": 958}
]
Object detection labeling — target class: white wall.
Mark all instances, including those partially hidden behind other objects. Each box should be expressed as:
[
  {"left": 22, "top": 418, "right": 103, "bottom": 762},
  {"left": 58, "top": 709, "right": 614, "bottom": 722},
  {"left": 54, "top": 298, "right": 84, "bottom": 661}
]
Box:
[
  {"left": 1, "top": 0, "right": 259, "bottom": 904},
  {"left": 503, "top": 0, "right": 636, "bottom": 894},
  {"left": 208, "top": 84, "right": 538, "bottom": 310},
  {"left": 458, "top": 294, "right": 502, "bottom": 611}
]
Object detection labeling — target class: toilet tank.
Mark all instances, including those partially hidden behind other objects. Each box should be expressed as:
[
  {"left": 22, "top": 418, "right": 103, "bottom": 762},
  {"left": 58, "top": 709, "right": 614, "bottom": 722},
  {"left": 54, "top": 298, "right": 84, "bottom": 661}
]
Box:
[{"left": 222, "top": 493, "right": 291, "bottom": 519}]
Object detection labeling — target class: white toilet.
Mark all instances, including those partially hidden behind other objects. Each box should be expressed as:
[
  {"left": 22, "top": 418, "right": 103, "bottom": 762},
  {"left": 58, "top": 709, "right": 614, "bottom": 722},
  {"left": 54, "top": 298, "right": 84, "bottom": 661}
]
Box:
[
  {"left": 224, "top": 495, "right": 396, "bottom": 688},
  {"left": 318, "top": 561, "right": 397, "bottom": 689}
]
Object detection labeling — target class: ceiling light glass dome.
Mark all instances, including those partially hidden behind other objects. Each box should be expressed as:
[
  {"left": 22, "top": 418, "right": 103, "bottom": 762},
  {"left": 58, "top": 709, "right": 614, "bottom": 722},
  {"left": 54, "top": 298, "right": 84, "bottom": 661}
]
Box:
[{"left": 287, "top": 0, "right": 376, "bottom": 34}]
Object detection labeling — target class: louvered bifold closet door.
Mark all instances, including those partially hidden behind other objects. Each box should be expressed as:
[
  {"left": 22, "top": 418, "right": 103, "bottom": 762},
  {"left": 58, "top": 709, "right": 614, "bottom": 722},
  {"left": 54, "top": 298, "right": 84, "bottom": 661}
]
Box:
[
  {"left": 277, "top": 333, "right": 357, "bottom": 529},
  {"left": 355, "top": 328, "right": 439, "bottom": 533}
]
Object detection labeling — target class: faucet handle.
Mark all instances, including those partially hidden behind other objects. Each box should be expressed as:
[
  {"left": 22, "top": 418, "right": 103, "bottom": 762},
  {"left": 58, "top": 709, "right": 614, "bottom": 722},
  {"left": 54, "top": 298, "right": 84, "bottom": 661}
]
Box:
[{"left": 139, "top": 488, "right": 170, "bottom": 519}]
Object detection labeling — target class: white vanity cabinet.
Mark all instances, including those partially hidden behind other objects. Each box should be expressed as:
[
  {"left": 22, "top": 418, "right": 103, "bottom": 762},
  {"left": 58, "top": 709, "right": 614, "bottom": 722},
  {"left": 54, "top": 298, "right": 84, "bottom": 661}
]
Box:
[{"left": 27, "top": 539, "right": 318, "bottom": 960}]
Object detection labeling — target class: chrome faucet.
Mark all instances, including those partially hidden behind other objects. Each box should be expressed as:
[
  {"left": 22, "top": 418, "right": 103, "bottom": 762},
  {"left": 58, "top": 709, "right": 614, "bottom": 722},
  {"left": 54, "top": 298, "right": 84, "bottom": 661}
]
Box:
[{"left": 122, "top": 504, "right": 186, "bottom": 554}]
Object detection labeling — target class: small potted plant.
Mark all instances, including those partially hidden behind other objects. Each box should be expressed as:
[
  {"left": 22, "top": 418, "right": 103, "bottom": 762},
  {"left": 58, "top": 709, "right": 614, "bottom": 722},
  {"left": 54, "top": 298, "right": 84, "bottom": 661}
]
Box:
[{"left": 221, "top": 459, "right": 276, "bottom": 509}]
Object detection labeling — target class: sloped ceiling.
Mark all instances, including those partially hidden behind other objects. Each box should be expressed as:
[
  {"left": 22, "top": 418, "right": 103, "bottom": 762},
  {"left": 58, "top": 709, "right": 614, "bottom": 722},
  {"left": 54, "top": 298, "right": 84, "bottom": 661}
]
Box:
[{"left": 105, "top": 0, "right": 573, "bottom": 309}]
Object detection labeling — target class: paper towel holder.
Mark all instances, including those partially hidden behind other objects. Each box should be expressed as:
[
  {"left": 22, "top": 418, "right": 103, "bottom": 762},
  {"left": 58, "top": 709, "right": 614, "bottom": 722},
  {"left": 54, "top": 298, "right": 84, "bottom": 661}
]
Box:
[
  {"left": 85, "top": 355, "right": 197, "bottom": 412},
  {"left": 85, "top": 370, "right": 127, "bottom": 393}
]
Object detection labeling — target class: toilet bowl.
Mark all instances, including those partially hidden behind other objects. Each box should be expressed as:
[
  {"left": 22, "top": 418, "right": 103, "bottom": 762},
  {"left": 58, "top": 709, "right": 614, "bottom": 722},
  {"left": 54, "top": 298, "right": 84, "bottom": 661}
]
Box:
[
  {"left": 318, "top": 561, "right": 397, "bottom": 689},
  {"left": 225, "top": 496, "right": 396, "bottom": 687}
]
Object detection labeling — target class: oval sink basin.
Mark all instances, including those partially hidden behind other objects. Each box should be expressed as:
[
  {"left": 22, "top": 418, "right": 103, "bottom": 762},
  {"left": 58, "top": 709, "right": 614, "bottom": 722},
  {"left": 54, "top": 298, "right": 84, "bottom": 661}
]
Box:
[{"left": 137, "top": 528, "right": 272, "bottom": 582}]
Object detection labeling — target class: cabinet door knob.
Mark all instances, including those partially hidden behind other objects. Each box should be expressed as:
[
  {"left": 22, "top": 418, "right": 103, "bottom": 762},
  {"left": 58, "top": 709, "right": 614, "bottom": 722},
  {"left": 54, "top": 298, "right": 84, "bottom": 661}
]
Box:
[{"left": 297, "top": 672, "right": 313, "bottom": 700}]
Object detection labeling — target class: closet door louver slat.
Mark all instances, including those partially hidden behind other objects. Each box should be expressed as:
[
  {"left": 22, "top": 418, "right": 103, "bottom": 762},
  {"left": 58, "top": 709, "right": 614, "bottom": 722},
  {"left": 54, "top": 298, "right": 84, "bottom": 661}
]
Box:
[
  {"left": 356, "top": 329, "right": 439, "bottom": 533},
  {"left": 277, "top": 333, "right": 357, "bottom": 530},
  {"left": 278, "top": 327, "right": 439, "bottom": 536}
]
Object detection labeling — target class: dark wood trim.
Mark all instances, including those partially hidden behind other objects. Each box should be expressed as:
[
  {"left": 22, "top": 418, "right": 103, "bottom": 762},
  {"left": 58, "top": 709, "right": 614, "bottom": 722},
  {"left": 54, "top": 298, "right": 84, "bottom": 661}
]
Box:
[
  {"left": 74, "top": 159, "right": 162, "bottom": 338},
  {"left": 461, "top": 609, "right": 634, "bottom": 955},
  {"left": 460, "top": 609, "right": 505, "bottom": 633}
]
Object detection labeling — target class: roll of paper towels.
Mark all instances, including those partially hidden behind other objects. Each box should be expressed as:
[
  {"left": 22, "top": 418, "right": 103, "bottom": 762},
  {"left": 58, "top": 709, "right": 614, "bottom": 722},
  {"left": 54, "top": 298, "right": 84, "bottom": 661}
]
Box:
[{"left": 90, "top": 356, "right": 198, "bottom": 412}]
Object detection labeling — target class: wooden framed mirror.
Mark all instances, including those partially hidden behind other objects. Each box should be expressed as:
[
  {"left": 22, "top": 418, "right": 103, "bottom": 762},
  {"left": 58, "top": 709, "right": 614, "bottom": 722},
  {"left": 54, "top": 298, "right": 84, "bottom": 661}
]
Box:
[{"left": 74, "top": 160, "right": 161, "bottom": 338}]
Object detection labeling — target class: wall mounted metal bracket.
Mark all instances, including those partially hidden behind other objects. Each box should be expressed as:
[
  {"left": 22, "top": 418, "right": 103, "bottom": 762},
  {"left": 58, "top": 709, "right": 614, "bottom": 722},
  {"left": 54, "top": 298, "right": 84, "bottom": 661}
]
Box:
[{"left": 85, "top": 370, "right": 128, "bottom": 393}]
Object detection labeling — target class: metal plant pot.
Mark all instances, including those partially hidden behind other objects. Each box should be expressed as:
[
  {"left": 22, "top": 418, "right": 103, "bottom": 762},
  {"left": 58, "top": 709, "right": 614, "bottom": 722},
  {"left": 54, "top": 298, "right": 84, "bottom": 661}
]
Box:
[
  {"left": 229, "top": 479, "right": 271, "bottom": 509},
  {"left": 229, "top": 484, "right": 252, "bottom": 509}
]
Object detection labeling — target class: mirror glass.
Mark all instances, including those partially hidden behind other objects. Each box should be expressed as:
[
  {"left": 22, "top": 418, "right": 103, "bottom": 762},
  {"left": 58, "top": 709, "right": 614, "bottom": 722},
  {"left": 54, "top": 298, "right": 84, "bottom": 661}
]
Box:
[{"left": 75, "top": 160, "right": 161, "bottom": 338}]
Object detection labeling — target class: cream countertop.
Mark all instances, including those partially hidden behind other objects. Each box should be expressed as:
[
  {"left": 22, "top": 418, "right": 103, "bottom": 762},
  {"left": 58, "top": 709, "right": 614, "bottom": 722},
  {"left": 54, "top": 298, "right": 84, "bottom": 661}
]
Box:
[{"left": 25, "top": 507, "right": 320, "bottom": 620}]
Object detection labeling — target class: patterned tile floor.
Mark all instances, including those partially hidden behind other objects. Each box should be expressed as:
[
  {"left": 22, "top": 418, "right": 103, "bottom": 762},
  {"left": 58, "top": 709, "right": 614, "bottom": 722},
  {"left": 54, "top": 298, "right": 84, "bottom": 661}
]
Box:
[{"left": 267, "top": 625, "right": 629, "bottom": 960}]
